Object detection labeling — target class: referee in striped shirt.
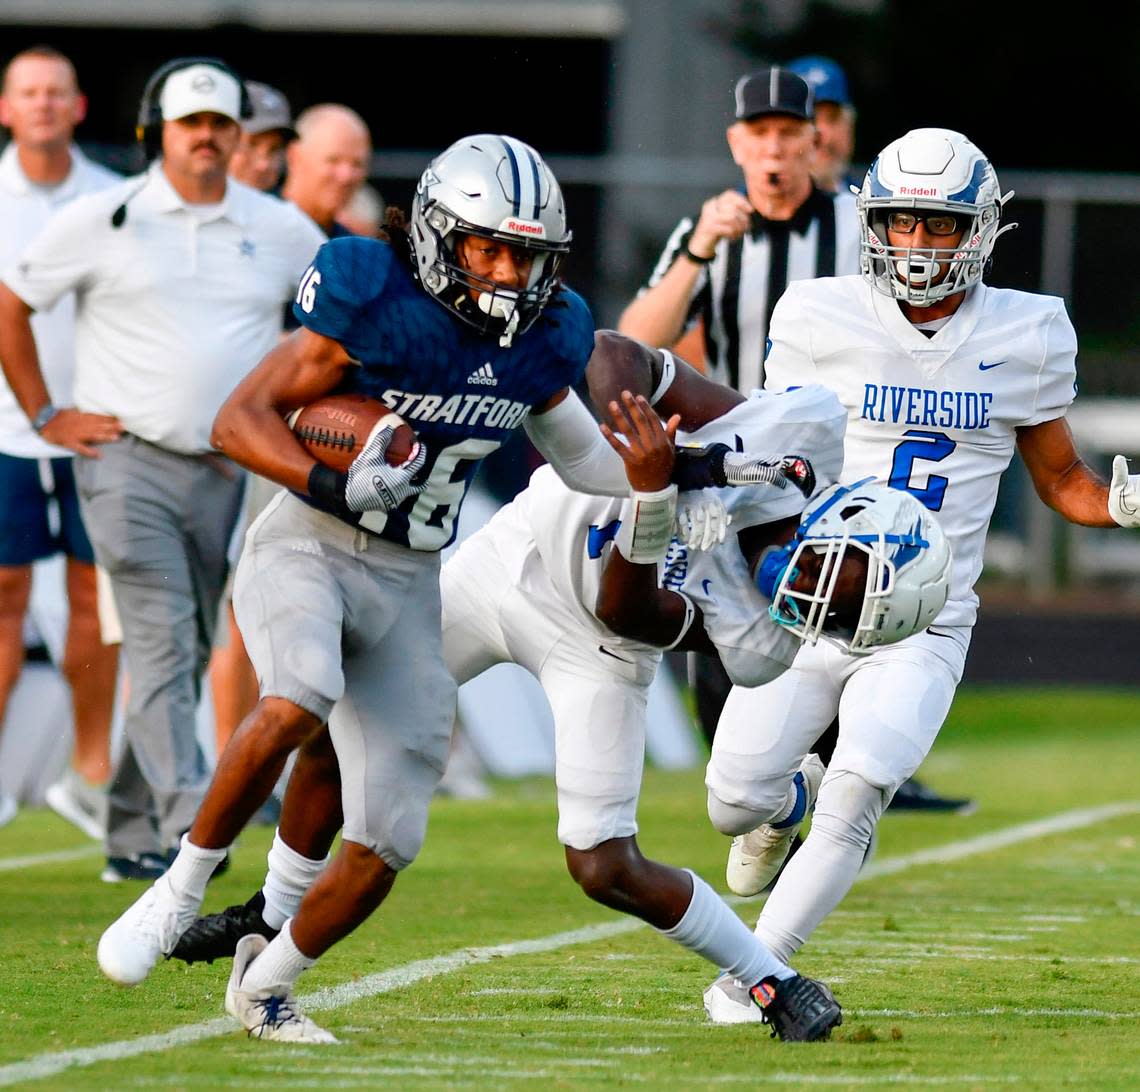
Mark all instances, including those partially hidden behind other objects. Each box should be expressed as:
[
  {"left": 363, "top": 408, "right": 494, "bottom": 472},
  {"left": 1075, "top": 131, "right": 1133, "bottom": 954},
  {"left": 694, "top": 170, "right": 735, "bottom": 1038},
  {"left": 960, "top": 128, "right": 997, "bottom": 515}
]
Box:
[
  {"left": 618, "top": 65, "right": 860, "bottom": 746},
  {"left": 618, "top": 65, "right": 859, "bottom": 393}
]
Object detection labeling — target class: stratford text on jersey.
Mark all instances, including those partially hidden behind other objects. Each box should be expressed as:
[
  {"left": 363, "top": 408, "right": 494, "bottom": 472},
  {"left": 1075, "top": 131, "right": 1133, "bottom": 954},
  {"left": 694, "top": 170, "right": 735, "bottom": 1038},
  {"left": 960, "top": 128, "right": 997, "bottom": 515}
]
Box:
[{"left": 376, "top": 388, "right": 531, "bottom": 431}]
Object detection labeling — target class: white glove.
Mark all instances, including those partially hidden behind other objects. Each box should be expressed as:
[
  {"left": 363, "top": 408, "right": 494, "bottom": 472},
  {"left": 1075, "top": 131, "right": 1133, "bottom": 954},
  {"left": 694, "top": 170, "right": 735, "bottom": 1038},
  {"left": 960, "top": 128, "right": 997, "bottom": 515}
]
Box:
[
  {"left": 344, "top": 421, "right": 429, "bottom": 513},
  {"left": 1108, "top": 454, "right": 1140, "bottom": 528},
  {"left": 675, "top": 495, "right": 732, "bottom": 551}
]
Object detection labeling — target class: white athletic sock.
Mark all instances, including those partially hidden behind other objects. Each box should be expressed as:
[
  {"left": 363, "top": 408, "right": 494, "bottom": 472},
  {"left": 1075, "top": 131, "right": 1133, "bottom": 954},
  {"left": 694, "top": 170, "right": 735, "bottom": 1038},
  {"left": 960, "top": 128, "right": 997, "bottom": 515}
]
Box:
[
  {"left": 262, "top": 830, "right": 329, "bottom": 931},
  {"left": 240, "top": 919, "right": 315, "bottom": 993},
  {"left": 659, "top": 869, "right": 794, "bottom": 984},
  {"left": 163, "top": 834, "right": 228, "bottom": 907}
]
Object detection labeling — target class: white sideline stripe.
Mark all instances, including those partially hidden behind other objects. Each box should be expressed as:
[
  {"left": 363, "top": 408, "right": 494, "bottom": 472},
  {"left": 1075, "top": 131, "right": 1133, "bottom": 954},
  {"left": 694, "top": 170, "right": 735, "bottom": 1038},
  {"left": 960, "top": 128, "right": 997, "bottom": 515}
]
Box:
[
  {"left": 0, "top": 845, "right": 99, "bottom": 872},
  {"left": 2, "top": 799, "right": 1138, "bottom": 1086}
]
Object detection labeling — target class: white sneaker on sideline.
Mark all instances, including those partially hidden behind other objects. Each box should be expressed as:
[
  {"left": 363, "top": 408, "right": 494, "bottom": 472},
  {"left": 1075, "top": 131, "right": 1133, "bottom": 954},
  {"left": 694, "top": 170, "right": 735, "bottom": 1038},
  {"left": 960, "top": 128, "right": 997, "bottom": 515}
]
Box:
[
  {"left": 97, "top": 875, "right": 199, "bottom": 986},
  {"left": 45, "top": 769, "right": 106, "bottom": 840},
  {"left": 726, "top": 753, "right": 826, "bottom": 897},
  {"left": 703, "top": 973, "right": 763, "bottom": 1024},
  {"left": 226, "top": 934, "right": 338, "bottom": 1043},
  {"left": 0, "top": 790, "right": 17, "bottom": 830}
]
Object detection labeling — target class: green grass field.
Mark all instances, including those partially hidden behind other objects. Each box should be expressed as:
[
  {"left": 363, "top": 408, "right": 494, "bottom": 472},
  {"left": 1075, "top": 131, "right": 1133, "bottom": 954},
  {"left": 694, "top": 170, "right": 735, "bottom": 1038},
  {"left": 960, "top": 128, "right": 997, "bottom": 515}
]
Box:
[{"left": 2, "top": 687, "right": 1138, "bottom": 1090}]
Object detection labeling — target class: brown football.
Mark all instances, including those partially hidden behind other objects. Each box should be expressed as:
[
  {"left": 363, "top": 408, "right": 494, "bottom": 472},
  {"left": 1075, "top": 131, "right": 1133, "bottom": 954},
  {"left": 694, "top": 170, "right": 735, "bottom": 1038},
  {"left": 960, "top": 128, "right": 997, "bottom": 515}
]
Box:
[{"left": 287, "top": 393, "right": 416, "bottom": 474}]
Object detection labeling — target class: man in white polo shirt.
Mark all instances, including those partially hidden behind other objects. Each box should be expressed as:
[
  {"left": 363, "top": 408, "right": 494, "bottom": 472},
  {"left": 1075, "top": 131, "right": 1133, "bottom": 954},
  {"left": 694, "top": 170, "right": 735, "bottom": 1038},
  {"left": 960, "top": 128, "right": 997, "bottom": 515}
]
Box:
[
  {"left": 0, "top": 56, "right": 325, "bottom": 880},
  {"left": 0, "top": 45, "right": 120, "bottom": 834}
]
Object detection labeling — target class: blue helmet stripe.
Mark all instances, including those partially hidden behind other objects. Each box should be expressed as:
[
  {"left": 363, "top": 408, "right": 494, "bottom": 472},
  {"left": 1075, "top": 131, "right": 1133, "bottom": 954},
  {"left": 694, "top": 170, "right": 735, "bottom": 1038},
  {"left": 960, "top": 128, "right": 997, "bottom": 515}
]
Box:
[
  {"left": 499, "top": 137, "right": 522, "bottom": 216},
  {"left": 523, "top": 145, "right": 541, "bottom": 219},
  {"left": 948, "top": 158, "right": 987, "bottom": 204}
]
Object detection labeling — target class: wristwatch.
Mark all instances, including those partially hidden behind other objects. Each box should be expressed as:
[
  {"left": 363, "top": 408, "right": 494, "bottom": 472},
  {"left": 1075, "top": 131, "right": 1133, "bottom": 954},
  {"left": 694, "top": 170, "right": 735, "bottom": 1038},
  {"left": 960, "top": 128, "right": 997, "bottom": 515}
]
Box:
[{"left": 31, "top": 403, "right": 60, "bottom": 433}]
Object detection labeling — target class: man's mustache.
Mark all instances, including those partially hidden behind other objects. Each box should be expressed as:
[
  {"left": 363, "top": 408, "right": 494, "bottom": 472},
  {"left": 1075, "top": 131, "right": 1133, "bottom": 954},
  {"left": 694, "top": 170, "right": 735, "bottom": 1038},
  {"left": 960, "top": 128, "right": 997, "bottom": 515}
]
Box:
[{"left": 191, "top": 142, "right": 221, "bottom": 154}]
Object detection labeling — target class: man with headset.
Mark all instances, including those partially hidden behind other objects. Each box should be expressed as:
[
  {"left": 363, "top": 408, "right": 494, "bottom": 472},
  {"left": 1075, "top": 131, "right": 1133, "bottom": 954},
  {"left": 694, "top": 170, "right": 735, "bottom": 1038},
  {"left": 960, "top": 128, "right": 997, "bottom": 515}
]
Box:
[{"left": 0, "top": 56, "right": 325, "bottom": 880}]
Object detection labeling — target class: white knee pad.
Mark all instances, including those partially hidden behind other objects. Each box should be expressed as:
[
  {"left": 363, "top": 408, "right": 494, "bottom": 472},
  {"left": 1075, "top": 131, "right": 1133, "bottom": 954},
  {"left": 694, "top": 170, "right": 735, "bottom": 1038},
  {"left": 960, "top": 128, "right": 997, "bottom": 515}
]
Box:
[
  {"left": 809, "top": 770, "right": 889, "bottom": 854},
  {"left": 707, "top": 789, "right": 767, "bottom": 836}
]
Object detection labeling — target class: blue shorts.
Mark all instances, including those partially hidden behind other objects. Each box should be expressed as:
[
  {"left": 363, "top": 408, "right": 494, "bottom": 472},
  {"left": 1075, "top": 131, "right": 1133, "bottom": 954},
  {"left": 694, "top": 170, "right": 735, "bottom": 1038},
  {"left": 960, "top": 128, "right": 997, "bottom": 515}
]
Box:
[{"left": 0, "top": 452, "right": 95, "bottom": 566}]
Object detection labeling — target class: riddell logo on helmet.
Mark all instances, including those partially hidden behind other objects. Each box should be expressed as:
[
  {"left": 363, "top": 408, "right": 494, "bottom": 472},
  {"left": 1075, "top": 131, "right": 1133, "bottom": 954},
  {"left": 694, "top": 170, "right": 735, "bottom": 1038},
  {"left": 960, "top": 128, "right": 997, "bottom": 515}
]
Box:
[
  {"left": 897, "top": 186, "right": 941, "bottom": 197},
  {"left": 502, "top": 218, "right": 545, "bottom": 237}
]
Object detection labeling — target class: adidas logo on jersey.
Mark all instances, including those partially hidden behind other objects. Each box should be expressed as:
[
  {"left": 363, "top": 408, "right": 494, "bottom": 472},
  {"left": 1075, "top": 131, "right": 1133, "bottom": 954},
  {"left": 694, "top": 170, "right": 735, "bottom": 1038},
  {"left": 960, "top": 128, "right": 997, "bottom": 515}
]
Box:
[{"left": 467, "top": 363, "right": 498, "bottom": 386}]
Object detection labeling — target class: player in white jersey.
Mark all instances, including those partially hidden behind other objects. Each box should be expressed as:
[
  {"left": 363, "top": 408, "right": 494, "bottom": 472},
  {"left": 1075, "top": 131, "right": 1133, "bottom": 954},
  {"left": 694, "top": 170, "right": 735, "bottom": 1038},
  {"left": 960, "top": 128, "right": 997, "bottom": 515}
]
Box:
[{"left": 700, "top": 127, "right": 1140, "bottom": 1022}]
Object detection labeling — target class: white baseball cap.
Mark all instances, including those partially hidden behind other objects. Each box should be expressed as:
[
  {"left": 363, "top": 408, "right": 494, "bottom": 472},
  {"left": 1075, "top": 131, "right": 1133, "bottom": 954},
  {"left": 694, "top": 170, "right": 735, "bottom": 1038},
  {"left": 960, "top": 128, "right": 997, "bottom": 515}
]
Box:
[{"left": 159, "top": 64, "right": 243, "bottom": 123}]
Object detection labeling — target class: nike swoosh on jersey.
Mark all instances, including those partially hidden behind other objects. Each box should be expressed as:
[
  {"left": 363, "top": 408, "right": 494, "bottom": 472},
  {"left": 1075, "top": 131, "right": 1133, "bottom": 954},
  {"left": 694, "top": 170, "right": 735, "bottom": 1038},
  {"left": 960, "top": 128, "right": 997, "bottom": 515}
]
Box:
[
  {"left": 598, "top": 645, "right": 634, "bottom": 664},
  {"left": 701, "top": 579, "right": 714, "bottom": 595},
  {"left": 977, "top": 359, "right": 1007, "bottom": 371}
]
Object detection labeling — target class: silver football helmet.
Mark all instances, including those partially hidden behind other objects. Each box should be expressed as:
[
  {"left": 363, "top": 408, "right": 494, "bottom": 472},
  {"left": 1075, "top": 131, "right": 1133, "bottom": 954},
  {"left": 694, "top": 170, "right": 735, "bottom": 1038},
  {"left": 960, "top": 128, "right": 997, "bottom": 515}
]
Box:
[
  {"left": 755, "top": 479, "right": 952, "bottom": 654},
  {"left": 410, "top": 134, "right": 571, "bottom": 346},
  {"left": 857, "top": 128, "right": 1016, "bottom": 306}
]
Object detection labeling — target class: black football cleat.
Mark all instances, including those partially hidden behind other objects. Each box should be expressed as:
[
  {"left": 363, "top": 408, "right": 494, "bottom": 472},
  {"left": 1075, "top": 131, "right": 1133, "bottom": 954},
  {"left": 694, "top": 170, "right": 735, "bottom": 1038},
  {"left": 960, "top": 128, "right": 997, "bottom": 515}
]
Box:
[
  {"left": 749, "top": 973, "right": 842, "bottom": 1041},
  {"left": 168, "top": 891, "right": 279, "bottom": 965},
  {"left": 887, "top": 776, "right": 976, "bottom": 815}
]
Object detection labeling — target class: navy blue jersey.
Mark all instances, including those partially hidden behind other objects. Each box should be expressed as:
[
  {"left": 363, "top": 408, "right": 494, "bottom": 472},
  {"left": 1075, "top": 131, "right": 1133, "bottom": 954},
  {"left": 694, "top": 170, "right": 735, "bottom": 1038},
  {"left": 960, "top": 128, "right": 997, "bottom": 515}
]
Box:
[{"left": 292, "top": 236, "right": 594, "bottom": 550}]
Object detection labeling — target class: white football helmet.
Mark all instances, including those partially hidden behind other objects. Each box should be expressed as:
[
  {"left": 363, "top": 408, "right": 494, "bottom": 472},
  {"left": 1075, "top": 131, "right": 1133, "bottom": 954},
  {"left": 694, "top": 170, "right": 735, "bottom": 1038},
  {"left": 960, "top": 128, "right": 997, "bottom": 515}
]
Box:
[
  {"left": 410, "top": 134, "right": 571, "bottom": 346},
  {"left": 856, "top": 128, "right": 1016, "bottom": 306},
  {"left": 755, "top": 479, "right": 952, "bottom": 654}
]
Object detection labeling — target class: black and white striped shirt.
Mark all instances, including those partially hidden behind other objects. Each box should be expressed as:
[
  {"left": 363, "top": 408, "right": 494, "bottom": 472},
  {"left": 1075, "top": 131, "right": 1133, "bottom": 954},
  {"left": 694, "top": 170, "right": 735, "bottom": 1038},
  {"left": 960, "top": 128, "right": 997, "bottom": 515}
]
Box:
[{"left": 643, "top": 186, "right": 860, "bottom": 393}]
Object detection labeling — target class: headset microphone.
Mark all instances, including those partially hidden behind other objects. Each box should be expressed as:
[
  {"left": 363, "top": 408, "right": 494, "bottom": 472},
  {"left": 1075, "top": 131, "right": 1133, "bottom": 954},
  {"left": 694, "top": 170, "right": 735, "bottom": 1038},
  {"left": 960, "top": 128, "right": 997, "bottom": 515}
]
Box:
[{"left": 109, "top": 175, "right": 151, "bottom": 229}]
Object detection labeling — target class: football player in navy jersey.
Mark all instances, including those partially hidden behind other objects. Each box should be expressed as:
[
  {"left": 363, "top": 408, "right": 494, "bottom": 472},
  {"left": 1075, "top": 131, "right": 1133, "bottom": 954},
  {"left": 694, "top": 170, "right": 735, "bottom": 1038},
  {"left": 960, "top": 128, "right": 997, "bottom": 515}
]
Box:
[{"left": 93, "top": 135, "right": 771, "bottom": 1042}]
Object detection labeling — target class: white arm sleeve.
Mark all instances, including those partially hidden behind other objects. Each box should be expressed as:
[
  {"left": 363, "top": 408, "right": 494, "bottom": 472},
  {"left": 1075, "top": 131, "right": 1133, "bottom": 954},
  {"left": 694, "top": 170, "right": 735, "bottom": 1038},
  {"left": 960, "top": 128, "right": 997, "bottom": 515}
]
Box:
[{"left": 524, "top": 389, "right": 631, "bottom": 497}]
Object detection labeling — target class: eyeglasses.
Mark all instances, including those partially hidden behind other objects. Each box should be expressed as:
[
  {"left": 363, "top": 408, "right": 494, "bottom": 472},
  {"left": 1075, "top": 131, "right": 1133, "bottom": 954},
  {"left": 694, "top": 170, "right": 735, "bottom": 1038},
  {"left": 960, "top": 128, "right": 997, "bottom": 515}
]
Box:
[{"left": 886, "top": 211, "right": 962, "bottom": 237}]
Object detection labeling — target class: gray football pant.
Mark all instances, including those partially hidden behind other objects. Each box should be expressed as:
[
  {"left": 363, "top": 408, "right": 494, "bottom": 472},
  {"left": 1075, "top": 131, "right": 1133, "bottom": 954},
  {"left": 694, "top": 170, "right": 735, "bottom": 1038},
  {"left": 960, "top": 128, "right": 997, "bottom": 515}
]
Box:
[{"left": 75, "top": 435, "right": 243, "bottom": 857}]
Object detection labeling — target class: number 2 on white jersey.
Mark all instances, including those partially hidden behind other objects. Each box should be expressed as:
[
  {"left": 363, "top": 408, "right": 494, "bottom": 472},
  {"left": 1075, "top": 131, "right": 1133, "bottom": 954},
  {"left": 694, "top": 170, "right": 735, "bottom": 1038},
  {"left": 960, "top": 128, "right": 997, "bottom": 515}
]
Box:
[{"left": 889, "top": 429, "right": 956, "bottom": 511}]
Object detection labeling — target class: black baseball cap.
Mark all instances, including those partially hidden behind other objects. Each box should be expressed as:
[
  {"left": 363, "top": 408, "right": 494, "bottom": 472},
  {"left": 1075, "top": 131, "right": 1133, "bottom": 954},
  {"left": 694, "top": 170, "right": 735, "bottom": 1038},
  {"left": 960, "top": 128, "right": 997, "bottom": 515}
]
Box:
[{"left": 733, "top": 66, "right": 814, "bottom": 122}]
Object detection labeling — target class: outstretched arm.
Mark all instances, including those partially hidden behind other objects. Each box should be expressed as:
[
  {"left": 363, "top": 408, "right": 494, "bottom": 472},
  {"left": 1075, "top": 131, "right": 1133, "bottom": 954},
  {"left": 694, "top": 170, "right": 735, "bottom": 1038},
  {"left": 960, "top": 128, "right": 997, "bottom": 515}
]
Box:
[
  {"left": 615, "top": 190, "right": 751, "bottom": 348},
  {"left": 1016, "top": 417, "right": 1132, "bottom": 528},
  {"left": 586, "top": 329, "right": 743, "bottom": 431},
  {"left": 593, "top": 391, "right": 714, "bottom": 652}
]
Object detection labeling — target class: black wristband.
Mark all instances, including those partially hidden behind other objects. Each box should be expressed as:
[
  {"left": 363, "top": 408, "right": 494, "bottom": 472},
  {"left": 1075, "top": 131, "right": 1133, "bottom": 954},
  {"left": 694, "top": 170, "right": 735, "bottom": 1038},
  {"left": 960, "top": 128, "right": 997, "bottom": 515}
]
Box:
[
  {"left": 682, "top": 242, "right": 715, "bottom": 265},
  {"left": 307, "top": 463, "right": 349, "bottom": 514},
  {"left": 671, "top": 442, "right": 731, "bottom": 490}
]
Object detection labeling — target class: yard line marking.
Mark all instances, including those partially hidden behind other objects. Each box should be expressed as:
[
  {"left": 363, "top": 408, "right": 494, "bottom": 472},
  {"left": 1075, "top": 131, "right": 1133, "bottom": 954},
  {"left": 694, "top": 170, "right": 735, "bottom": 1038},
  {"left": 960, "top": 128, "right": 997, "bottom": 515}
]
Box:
[
  {"left": 853, "top": 1008, "right": 1138, "bottom": 1019},
  {"left": 0, "top": 920, "right": 641, "bottom": 1087},
  {"left": 0, "top": 845, "right": 99, "bottom": 872},
  {"left": 2, "top": 799, "right": 1137, "bottom": 1086},
  {"left": 854, "top": 800, "right": 1140, "bottom": 881}
]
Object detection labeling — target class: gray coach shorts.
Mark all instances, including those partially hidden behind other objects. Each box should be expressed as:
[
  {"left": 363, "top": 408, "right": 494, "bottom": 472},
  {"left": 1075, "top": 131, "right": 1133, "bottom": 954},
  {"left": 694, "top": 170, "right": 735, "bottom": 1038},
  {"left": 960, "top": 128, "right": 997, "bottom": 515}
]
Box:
[{"left": 233, "top": 491, "right": 456, "bottom": 869}]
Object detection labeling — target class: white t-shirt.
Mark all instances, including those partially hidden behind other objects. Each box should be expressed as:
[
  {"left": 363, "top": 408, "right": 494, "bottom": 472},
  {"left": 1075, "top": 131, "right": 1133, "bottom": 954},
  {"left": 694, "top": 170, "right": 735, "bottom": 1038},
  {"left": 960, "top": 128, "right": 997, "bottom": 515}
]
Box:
[
  {"left": 511, "top": 385, "right": 847, "bottom": 683},
  {"left": 1, "top": 165, "right": 326, "bottom": 454},
  {"left": 0, "top": 144, "right": 119, "bottom": 458},
  {"left": 764, "top": 275, "right": 1077, "bottom": 628}
]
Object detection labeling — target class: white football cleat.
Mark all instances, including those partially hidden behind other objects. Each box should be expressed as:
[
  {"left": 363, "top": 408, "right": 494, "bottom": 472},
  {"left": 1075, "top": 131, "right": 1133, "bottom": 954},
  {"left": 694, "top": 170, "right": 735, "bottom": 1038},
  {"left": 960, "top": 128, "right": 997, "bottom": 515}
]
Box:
[
  {"left": 726, "top": 753, "right": 825, "bottom": 897},
  {"left": 226, "top": 934, "right": 338, "bottom": 1044},
  {"left": 97, "top": 875, "right": 200, "bottom": 986},
  {"left": 703, "top": 973, "right": 763, "bottom": 1024}
]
